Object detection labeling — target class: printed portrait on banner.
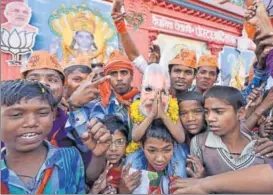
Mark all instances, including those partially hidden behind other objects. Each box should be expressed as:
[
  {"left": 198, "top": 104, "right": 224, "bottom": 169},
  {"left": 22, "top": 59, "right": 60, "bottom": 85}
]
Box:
[
  {"left": 220, "top": 46, "right": 256, "bottom": 90},
  {"left": 27, "top": 0, "right": 119, "bottom": 67},
  {"left": 1, "top": 2, "right": 38, "bottom": 66}
]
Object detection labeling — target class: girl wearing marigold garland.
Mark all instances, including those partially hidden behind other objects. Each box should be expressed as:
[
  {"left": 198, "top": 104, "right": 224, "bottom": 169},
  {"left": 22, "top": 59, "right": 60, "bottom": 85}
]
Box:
[{"left": 126, "top": 63, "right": 189, "bottom": 178}]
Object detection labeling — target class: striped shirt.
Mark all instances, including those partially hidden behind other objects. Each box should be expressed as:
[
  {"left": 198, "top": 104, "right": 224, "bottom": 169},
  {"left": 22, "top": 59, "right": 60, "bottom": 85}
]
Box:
[{"left": 1, "top": 141, "right": 85, "bottom": 194}]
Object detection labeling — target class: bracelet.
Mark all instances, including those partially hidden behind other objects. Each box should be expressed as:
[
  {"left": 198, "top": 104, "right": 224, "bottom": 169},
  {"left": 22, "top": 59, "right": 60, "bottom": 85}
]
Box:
[{"left": 114, "top": 20, "right": 127, "bottom": 34}]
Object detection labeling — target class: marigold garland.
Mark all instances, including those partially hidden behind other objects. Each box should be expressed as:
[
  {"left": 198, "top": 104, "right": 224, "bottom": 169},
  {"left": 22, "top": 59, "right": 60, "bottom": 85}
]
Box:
[{"left": 126, "top": 97, "right": 179, "bottom": 155}]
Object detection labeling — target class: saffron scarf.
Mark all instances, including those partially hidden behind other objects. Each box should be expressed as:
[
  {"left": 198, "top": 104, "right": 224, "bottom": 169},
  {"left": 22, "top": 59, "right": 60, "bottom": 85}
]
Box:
[{"left": 99, "top": 80, "right": 138, "bottom": 107}]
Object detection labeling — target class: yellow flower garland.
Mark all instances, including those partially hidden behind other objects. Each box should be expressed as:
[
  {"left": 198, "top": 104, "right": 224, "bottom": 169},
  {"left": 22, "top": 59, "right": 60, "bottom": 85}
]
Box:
[{"left": 126, "top": 97, "right": 179, "bottom": 155}]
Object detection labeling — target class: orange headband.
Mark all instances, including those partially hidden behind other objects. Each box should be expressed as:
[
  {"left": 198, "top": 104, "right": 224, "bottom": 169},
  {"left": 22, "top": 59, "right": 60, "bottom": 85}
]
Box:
[{"left": 104, "top": 50, "right": 134, "bottom": 75}]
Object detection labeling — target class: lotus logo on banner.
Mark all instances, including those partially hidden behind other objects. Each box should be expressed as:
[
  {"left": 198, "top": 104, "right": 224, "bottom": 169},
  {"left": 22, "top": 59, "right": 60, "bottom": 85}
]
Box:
[
  {"left": 1, "top": 2, "right": 38, "bottom": 66},
  {"left": 1, "top": 29, "right": 37, "bottom": 64}
]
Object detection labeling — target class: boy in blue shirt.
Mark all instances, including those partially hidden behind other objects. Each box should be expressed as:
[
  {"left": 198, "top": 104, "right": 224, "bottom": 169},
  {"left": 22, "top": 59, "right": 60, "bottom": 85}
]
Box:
[{"left": 1, "top": 80, "right": 85, "bottom": 194}]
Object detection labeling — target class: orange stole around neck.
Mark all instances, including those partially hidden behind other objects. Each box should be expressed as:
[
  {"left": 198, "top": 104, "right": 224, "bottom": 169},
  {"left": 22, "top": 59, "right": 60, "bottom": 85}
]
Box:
[{"left": 99, "top": 80, "right": 138, "bottom": 107}]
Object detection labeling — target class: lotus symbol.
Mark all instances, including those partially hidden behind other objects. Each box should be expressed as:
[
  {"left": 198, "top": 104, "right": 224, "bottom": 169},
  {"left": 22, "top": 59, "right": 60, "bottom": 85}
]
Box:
[{"left": 1, "top": 28, "right": 37, "bottom": 65}]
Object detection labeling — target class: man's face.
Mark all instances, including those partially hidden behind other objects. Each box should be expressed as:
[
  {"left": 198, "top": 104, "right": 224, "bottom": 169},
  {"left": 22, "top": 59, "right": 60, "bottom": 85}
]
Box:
[
  {"left": 170, "top": 65, "right": 195, "bottom": 92},
  {"left": 143, "top": 137, "right": 173, "bottom": 172},
  {"left": 66, "top": 69, "right": 90, "bottom": 98},
  {"left": 108, "top": 69, "right": 133, "bottom": 95},
  {"left": 75, "top": 31, "right": 93, "bottom": 50},
  {"left": 1, "top": 98, "right": 53, "bottom": 153},
  {"left": 6, "top": 4, "right": 30, "bottom": 27},
  {"left": 92, "top": 66, "right": 104, "bottom": 82},
  {"left": 25, "top": 69, "right": 64, "bottom": 104},
  {"left": 140, "top": 72, "right": 169, "bottom": 116},
  {"left": 106, "top": 131, "right": 127, "bottom": 165},
  {"left": 179, "top": 100, "right": 204, "bottom": 135},
  {"left": 196, "top": 66, "right": 218, "bottom": 93},
  {"left": 204, "top": 97, "right": 240, "bottom": 137}
]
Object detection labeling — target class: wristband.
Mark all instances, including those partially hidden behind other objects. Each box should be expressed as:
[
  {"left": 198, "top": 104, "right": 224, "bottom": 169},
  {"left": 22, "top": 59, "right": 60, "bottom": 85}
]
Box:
[{"left": 114, "top": 20, "right": 127, "bottom": 34}]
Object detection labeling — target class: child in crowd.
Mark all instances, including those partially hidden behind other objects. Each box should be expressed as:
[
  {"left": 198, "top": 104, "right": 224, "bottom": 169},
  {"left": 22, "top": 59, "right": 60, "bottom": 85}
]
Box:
[
  {"left": 190, "top": 86, "right": 273, "bottom": 177},
  {"left": 126, "top": 64, "right": 188, "bottom": 178},
  {"left": 177, "top": 91, "right": 206, "bottom": 146},
  {"left": 1, "top": 80, "right": 85, "bottom": 194},
  {"left": 137, "top": 119, "right": 178, "bottom": 193},
  {"left": 91, "top": 115, "right": 141, "bottom": 194},
  {"left": 140, "top": 119, "right": 174, "bottom": 173},
  {"left": 104, "top": 115, "right": 128, "bottom": 167},
  {"left": 177, "top": 91, "right": 207, "bottom": 178}
]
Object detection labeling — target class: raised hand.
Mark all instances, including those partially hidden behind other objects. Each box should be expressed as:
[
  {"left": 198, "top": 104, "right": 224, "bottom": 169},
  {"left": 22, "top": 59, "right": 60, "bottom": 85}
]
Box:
[
  {"left": 157, "top": 92, "right": 166, "bottom": 119},
  {"left": 68, "top": 74, "right": 110, "bottom": 109},
  {"left": 119, "top": 164, "right": 142, "bottom": 194},
  {"left": 186, "top": 155, "right": 206, "bottom": 179},
  {"left": 81, "top": 119, "right": 112, "bottom": 156},
  {"left": 254, "top": 29, "right": 273, "bottom": 69},
  {"left": 112, "top": 0, "right": 124, "bottom": 14},
  {"left": 90, "top": 161, "right": 113, "bottom": 194},
  {"left": 254, "top": 137, "right": 273, "bottom": 158},
  {"left": 246, "top": 87, "right": 263, "bottom": 108},
  {"left": 149, "top": 92, "right": 158, "bottom": 119}
]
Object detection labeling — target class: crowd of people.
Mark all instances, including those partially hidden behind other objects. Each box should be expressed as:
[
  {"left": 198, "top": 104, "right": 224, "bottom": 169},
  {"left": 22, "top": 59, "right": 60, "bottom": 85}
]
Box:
[{"left": 1, "top": 0, "right": 273, "bottom": 194}]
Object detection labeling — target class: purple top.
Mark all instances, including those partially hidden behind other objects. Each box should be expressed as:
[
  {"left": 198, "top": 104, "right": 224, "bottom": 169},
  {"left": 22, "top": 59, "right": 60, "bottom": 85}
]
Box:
[
  {"left": 266, "top": 49, "right": 273, "bottom": 78},
  {"left": 47, "top": 107, "right": 70, "bottom": 147}
]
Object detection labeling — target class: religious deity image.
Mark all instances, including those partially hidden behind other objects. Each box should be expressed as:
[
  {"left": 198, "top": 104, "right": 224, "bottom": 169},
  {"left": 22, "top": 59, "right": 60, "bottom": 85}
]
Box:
[{"left": 48, "top": 3, "right": 116, "bottom": 65}]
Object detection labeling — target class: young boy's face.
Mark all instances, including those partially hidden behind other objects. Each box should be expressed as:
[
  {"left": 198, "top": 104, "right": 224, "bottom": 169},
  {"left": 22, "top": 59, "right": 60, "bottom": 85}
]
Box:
[
  {"left": 1, "top": 98, "right": 54, "bottom": 153},
  {"left": 204, "top": 97, "right": 239, "bottom": 137},
  {"left": 66, "top": 69, "right": 90, "bottom": 98},
  {"left": 143, "top": 137, "right": 173, "bottom": 172},
  {"left": 179, "top": 100, "right": 204, "bottom": 135},
  {"left": 106, "top": 131, "right": 127, "bottom": 164},
  {"left": 25, "top": 69, "right": 64, "bottom": 104}
]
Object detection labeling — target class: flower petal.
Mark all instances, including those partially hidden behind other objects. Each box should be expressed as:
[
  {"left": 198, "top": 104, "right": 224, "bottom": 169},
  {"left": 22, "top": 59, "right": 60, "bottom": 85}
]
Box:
[
  {"left": 25, "top": 32, "right": 35, "bottom": 48},
  {"left": 8, "top": 30, "right": 21, "bottom": 48},
  {"left": 1, "top": 29, "right": 10, "bottom": 47},
  {"left": 19, "top": 31, "right": 27, "bottom": 48}
]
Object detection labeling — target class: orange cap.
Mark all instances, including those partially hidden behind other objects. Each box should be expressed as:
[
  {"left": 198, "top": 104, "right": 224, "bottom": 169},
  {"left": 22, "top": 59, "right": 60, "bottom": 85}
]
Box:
[
  {"left": 104, "top": 50, "right": 134, "bottom": 75},
  {"left": 64, "top": 55, "right": 91, "bottom": 70},
  {"left": 197, "top": 54, "right": 219, "bottom": 68},
  {"left": 21, "top": 50, "right": 64, "bottom": 78},
  {"left": 169, "top": 49, "right": 196, "bottom": 69}
]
